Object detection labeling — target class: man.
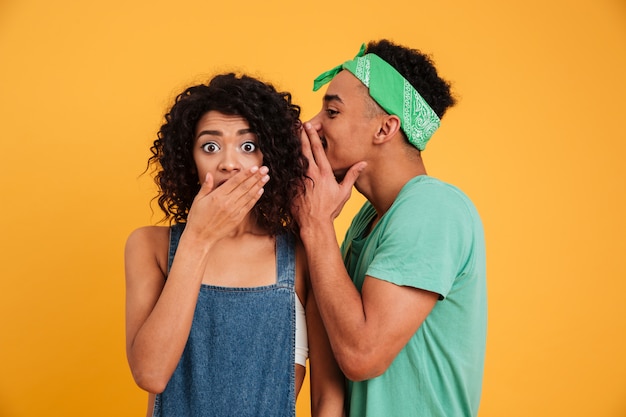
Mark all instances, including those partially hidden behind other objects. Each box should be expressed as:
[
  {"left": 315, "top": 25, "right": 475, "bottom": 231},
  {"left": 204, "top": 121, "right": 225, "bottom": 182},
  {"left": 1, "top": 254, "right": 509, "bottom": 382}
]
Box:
[{"left": 293, "top": 40, "right": 487, "bottom": 416}]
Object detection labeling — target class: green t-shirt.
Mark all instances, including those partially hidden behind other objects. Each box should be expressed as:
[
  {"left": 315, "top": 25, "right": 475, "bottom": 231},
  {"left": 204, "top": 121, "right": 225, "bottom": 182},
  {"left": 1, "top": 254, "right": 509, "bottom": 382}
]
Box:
[{"left": 341, "top": 176, "right": 487, "bottom": 417}]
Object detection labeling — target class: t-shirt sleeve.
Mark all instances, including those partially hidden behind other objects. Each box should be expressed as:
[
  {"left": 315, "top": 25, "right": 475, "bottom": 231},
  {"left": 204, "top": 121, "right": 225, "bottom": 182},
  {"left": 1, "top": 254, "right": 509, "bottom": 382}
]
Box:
[{"left": 365, "top": 183, "right": 474, "bottom": 299}]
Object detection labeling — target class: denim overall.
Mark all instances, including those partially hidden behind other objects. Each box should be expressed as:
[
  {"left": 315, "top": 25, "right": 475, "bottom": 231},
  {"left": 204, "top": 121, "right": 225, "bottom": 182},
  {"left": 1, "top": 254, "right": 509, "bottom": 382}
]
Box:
[{"left": 153, "top": 223, "right": 296, "bottom": 417}]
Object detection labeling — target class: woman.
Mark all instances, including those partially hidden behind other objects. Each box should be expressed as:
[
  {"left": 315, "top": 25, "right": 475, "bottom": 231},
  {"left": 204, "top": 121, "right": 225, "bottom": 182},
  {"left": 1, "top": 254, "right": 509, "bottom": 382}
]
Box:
[{"left": 125, "top": 73, "right": 344, "bottom": 417}]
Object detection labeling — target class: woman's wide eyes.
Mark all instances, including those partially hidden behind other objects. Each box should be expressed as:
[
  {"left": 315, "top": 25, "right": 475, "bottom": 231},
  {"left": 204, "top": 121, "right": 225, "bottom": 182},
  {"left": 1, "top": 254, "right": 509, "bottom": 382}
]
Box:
[
  {"left": 201, "top": 142, "right": 220, "bottom": 153},
  {"left": 241, "top": 141, "right": 257, "bottom": 153},
  {"left": 201, "top": 141, "right": 257, "bottom": 153}
]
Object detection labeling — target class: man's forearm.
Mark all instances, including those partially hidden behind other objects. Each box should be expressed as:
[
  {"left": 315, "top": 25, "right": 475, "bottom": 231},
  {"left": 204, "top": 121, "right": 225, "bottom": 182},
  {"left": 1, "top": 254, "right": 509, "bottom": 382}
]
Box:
[{"left": 300, "top": 222, "right": 368, "bottom": 372}]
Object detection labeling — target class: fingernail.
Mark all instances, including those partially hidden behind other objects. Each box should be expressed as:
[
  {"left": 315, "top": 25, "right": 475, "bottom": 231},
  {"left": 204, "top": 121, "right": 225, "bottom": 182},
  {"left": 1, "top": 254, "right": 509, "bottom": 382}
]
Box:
[
  {"left": 250, "top": 166, "right": 259, "bottom": 173},
  {"left": 304, "top": 122, "right": 312, "bottom": 129},
  {"left": 259, "top": 166, "right": 269, "bottom": 175},
  {"left": 262, "top": 175, "right": 270, "bottom": 183}
]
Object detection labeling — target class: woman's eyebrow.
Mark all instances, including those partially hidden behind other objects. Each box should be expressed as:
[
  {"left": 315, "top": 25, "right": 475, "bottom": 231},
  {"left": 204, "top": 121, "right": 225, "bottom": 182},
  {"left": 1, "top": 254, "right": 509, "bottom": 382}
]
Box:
[{"left": 195, "top": 128, "right": 254, "bottom": 140}]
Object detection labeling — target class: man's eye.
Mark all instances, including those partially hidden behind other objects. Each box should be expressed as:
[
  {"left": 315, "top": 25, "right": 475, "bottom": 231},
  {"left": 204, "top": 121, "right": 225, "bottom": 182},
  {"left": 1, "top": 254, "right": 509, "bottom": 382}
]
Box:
[
  {"left": 241, "top": 142, "right": 257, "bottom": 153},
  {"left": 326, "top": 109, "right": 339, "bottom": 117},
  {"left": 201, "top": 142, "right": 219, "bottom": 153}
]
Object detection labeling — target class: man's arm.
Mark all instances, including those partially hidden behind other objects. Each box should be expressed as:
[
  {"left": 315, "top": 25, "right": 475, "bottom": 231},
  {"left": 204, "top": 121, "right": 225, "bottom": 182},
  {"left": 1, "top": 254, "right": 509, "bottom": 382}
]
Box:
[
  {"left": 300, "top": 222, "right": 437, "bottom": 381},
  {"left": 294, "top": 125, "right": 438, "bottom": 381}
]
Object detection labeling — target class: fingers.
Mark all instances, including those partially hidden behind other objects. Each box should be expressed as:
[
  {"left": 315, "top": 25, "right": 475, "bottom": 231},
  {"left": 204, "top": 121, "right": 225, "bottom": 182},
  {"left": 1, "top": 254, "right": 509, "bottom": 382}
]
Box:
[
  {"left": 303, "top": 122, "right": 329, "bottom": 171},
  {"left": 193, "top": 166, "right": 268, "bottom": 211},
  {"left": 231, "top": 166, "right": 269, "bottom": 212},
  {"left": 216, "top": 165, "right": 268, "bottom": 197},
  {"left": 299, "top": 126, "right": 313, "bottom": 161},
  {"left": 198, "top": 172, "right": 215, "bottom": 195},
  {"left": 187, "top": 166, "right": 269, "bottom": 240},
  {"left": 340, "top": 162, "right": 367, "bottom": 190}
]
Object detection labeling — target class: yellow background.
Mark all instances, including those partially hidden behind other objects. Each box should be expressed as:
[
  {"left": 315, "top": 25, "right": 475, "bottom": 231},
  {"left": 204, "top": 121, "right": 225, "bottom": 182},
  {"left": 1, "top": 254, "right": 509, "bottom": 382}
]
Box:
[{"left": 1, "top": 0, "right": 625, "bottom": 416}]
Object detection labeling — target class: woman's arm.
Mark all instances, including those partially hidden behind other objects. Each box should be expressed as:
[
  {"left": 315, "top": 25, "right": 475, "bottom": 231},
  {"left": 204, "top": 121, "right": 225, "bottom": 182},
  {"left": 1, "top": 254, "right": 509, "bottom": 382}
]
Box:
[
  {"left": 307, "top": 288, "right": 346, "bottom": 416},
  {"left": 146, "top": 393, "right": 155, "bottom": 417},
  {"left": 296, "top": 243, "right": 345, "bottom": 417},
  {"left": 125, "top": 167, "right": 269, "bottom": 394},
  {"left": 125, "top": 225, "right": 211, "bottom": 393}
]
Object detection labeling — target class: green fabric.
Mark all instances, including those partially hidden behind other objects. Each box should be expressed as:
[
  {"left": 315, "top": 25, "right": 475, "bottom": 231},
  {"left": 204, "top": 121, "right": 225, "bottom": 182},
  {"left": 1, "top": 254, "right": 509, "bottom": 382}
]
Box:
[
  {"left": 340, "top": 176, "right": 487, "bottom": 417},
  {"left": 313, "top": 44, "right": 440, "bottom": 150}
]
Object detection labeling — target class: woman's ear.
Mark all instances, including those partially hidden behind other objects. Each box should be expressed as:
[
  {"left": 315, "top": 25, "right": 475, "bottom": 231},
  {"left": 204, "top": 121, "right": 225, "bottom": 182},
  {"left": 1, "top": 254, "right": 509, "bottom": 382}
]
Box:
[{"left": 373, "top": 114, "right": 401, "bottom": 145}]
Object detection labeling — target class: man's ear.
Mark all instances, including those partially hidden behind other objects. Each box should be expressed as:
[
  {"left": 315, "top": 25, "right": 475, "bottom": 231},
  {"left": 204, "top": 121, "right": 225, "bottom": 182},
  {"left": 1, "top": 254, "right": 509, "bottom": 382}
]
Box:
[{"left": 373, "top": 114, "right": 401, "bottom": 145}]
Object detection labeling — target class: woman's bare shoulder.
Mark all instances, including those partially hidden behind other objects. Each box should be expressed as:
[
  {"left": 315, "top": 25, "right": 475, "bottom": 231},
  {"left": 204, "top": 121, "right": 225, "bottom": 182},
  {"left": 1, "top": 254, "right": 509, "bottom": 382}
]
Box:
[
  {"left": 125, "top": 225, "right": 171, "bottom": 278},
  {"left": 127, "top": 225, "right": 170, "bottom": 245}
]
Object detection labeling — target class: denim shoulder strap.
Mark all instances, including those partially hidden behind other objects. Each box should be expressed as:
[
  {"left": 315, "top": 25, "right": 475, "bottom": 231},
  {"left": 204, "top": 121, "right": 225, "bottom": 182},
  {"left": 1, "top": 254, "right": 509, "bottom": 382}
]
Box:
[
  {"left": 167, "top": 223, "right": 185, "bottom": 275},
  {"left": 275, "top": 232, "right": 295, "bottom": 287}
]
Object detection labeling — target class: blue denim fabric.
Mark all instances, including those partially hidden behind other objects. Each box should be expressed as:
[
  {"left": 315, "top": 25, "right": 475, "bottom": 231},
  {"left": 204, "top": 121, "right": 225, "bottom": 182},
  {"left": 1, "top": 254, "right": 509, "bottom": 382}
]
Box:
[{"left": 153, "top": 224, "right": 296, "bottom": 417}]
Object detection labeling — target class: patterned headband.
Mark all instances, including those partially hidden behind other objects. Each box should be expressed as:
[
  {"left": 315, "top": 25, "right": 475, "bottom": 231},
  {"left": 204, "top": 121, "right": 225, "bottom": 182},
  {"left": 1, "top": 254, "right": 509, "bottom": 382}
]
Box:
[{"left": 313, "top": 44, "right": 440, "bottom": 151}]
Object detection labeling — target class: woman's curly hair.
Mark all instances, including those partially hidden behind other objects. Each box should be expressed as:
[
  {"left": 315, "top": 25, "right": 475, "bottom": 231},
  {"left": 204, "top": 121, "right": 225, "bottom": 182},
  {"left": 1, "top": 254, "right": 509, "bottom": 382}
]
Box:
[
  {"left": 148, "top": 73, "right": 307, "bottom": 235},
  {"left": 366, "top": 39, "right": 456, "bottom": 119}
]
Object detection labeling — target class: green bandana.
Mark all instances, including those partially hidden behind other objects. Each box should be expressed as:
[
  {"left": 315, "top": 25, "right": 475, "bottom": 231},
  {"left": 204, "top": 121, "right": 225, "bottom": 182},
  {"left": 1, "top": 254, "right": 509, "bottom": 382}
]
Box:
[{"left": 313, "top": 44, "right": 440, "bottom": 151}]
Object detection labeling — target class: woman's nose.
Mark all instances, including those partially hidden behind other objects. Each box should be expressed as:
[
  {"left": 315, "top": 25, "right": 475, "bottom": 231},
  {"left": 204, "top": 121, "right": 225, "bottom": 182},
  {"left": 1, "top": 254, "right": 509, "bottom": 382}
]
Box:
[{"left": 218, "top": 150, "right": 240, "bottom": 172}]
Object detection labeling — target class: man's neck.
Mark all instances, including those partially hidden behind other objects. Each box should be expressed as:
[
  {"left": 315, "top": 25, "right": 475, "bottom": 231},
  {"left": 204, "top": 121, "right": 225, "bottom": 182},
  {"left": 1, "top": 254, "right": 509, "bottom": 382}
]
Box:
[{"left": 355, "top": 147, "right": 427, "bottom": 217}]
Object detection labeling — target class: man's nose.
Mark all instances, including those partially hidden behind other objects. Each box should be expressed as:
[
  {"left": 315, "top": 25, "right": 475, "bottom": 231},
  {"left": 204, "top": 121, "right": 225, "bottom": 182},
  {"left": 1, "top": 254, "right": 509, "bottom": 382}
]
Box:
[{"left": 306, "top": 113, "right": 324, "bottom": 134}]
